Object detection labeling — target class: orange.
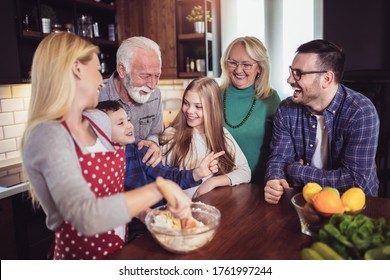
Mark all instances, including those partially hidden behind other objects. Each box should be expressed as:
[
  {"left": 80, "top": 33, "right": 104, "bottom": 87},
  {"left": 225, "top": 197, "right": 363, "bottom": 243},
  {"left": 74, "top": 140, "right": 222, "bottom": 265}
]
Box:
[{"left": 312, "top": 190, "right": 345, "bottom": 216}]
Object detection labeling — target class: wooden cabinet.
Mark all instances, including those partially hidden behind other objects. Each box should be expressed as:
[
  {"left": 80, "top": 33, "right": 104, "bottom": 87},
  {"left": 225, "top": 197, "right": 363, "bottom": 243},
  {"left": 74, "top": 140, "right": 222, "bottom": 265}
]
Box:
[
  {"left": 175, "top": 0, "right": 221, "bottom": 78},
  {"left": 116, "top": 0, "right": 177, "bottom": 79},
  {"left": 0, "top": 0, "right": 118, "bottom": 84},
  {"left": 116, "top": 0, "right": 220, "bottom": 79},
  {"left": 0, "top": 192, "right": 54, "bottom": 259},
  {"left": 0, "top": 196, "right": 18, "bottom": 259}
]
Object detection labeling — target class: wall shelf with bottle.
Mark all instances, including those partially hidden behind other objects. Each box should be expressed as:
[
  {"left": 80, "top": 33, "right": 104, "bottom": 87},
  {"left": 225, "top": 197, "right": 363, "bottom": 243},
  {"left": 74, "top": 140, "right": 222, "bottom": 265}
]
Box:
[
  {"left": 175, "top": 0, "right": 221, "bottom": 79},
  {"left": 0, "top": 0, "right": 118, "bottom": 84}
]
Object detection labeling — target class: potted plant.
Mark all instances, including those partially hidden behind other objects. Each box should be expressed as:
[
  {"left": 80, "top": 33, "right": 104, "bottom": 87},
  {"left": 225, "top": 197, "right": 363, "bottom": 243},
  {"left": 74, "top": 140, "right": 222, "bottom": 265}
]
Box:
[
  {"left": 32, "top": 4, "right": 57, "bottom": 33},
  {"left": 186, "top": 5, "right": 212, "bottom": 33},
  {"left": 31, "top": 4, "right": 57, "bottom": 33}
]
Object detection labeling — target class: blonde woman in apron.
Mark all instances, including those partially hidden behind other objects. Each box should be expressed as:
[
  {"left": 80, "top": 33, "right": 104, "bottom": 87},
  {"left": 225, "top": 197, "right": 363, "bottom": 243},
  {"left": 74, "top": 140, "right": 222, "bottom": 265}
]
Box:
[{"left": 21, "top": 32, "right": 192, "bottom": 260}]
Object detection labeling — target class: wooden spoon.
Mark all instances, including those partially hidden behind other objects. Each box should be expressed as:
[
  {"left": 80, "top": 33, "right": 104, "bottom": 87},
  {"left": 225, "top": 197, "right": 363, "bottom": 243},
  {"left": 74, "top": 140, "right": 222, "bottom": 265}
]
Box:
[{"left": 156, "top": 177, "right": 197, "bottom": 229}]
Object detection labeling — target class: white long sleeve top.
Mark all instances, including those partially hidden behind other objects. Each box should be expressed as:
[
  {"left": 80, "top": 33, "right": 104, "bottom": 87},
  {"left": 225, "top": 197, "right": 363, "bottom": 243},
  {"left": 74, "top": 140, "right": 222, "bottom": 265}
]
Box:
[{"left": 162, "top": 127, "right": 251, "bottom": 194}]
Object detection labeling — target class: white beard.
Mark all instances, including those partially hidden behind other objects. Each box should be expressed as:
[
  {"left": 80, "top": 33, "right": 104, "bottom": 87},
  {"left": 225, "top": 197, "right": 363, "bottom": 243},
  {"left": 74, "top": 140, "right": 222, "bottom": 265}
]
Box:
[{"left": 123, "top": 73, "right": 153, "bottom": 104}]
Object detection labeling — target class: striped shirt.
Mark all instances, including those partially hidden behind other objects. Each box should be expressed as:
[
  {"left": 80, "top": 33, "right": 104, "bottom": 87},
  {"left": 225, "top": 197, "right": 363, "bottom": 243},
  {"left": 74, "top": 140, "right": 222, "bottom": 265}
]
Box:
[{"left": 265, "top": 84, "right": 379, "bottom": 196}]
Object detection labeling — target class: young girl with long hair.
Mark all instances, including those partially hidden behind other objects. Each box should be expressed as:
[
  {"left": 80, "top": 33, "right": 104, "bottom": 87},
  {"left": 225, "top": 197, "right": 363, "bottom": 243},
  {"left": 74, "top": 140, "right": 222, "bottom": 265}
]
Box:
[{"left": 160, "top": 77, "right": 251, "bottom": 198}]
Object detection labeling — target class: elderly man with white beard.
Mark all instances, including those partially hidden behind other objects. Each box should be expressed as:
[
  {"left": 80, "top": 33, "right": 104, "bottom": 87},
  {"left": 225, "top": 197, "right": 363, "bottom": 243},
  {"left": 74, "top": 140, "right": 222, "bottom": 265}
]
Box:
[
  {"left": 97, "top": 36, "right": 164, "bottom": 242},
  {"left": 99, "top": 36, "right": 163, "bottom": 167}
]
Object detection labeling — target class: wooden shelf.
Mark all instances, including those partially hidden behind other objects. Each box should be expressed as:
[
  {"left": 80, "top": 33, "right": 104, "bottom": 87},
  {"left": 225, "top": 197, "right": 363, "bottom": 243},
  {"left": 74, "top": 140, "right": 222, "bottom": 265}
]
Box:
[
  {"left": 178, "top": 32, "right": 212, "bottom": 40},
  {"left": 76, "top": 0, "right": 115, "bottom": 11},
  {"left": 90, "top": 37, "right": 117, "bottom": 46},
  {"left": 21, "top": 30, "right": 41, "bottom": 38},
  {"left": 178, "top": 71, "right": 205, "bottom": 78},
  {"left": 175, "top": 0, "right": 221, "bottom": 78},
  {"left": 1, "top": 0, "right": 118, "bottom": 84}
]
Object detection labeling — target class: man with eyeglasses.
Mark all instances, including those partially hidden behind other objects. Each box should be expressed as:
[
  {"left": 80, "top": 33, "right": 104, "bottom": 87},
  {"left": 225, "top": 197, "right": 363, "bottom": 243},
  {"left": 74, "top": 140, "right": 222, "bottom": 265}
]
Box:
[
  {"left": 264, "top": 39, "right": 379, "bottom": 204},
  {"left": 98, "top": 36, "right": 164, "bottom": 168}
]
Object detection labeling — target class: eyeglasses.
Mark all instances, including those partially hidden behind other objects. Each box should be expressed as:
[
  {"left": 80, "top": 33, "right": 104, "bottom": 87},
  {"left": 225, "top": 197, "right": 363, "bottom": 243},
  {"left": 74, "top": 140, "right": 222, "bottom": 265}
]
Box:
[
  {"left": 227, "top": 60, "right": 258, "bottom": 70},
  {"left": 289, "top": 66, "right": 328, "bottom": 81}
]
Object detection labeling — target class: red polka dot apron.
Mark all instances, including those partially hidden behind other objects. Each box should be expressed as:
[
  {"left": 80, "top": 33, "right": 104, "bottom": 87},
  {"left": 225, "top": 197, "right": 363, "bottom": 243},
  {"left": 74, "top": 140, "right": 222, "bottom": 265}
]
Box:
[{"left": 53, "top": 117, "right": 126, "bottom": 260}]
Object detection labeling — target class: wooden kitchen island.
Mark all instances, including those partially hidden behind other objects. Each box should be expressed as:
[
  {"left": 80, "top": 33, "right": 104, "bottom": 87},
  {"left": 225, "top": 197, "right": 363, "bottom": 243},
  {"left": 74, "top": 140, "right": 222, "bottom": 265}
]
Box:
[{"left": 108, "top": 184, "right": 390, "bottom": 260}]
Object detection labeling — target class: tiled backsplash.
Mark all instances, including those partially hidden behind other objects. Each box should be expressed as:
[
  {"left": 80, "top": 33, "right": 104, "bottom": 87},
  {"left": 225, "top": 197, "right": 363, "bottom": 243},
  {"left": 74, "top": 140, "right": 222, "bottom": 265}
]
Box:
[
  {"left": 159, "top": 79, "right": 186, "bottom": 127},
  {"left": 158, "top": 79, "right": 186, "bottom": 102},
  {"left": 0, "top": 84, "right": 30, "bottom": 162},
  {"left": 0, "top": 80, "right": 186, "bottom": 163}
]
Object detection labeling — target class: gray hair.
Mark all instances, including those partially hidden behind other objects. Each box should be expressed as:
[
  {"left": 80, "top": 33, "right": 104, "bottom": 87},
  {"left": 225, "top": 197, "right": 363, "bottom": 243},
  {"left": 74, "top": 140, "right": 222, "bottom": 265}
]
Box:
[{"left": 116, "top": 36, "right": 161, "bottom": 71}]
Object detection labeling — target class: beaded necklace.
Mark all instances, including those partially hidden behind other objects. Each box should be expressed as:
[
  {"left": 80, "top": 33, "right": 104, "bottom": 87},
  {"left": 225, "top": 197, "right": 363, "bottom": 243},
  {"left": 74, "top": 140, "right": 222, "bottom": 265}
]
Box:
[{"left": 223, "top": 92, "right": 256, "bottom": 128}]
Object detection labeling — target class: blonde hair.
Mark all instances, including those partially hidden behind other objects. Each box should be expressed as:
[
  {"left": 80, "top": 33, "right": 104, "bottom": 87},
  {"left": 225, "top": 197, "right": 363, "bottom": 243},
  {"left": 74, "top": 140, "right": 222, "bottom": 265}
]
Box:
[
  {"left": 21, "top": 32, "right": 99, "bottom": 205},
  {"left": 220, "top": 36, "right": 272, "bottom": 99},
  {"left": 160, "top": 77, "right": 235, "bottom": 174}
]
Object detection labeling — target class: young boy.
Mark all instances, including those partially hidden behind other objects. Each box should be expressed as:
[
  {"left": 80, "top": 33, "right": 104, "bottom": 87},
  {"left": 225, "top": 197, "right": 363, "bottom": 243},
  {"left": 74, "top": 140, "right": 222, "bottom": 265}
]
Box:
[
  {"left": 92, "top": 100, "right": 223, "bottom": 241},
  {"left": 96, "top": 100, "right": 223, "bottom": 200}
]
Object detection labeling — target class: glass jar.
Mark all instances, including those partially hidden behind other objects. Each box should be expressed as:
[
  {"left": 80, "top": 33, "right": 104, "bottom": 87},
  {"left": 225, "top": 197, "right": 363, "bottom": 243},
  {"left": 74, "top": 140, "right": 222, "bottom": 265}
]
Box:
[
  {"left": 64, "top": 23, "right": 74, "bottom": 33},
  {"left": 78, "top": 15, "right": 93, "bottom": 38},
  {"left": 52, "top": 24, "right": 62, "bottom": 33}
]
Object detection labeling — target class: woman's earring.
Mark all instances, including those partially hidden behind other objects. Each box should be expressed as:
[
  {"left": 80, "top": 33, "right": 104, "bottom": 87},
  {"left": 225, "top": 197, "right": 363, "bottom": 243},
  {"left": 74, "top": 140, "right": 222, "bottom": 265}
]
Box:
[{"left": 256, "top": 73, "right": 260, "bottom": 79}]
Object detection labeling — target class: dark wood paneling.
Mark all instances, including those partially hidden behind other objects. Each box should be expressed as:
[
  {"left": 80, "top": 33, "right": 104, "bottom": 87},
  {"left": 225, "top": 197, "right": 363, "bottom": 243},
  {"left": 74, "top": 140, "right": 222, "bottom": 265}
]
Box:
[
  {"left": 116, "top": 0, "right": 177, "bottom": 78},
  {"left": 116, "top": 0, "right": 144, "bottom": 41}
]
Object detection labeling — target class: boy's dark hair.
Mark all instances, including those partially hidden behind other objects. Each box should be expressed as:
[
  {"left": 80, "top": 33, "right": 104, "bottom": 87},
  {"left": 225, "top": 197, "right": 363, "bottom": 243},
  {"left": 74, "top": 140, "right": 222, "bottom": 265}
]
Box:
[
  {"left": 297, "top": 39, "right": 345, "bottom": 83},
  {"left": 96, "top": 100, "right": 123, "bottom": 113}
]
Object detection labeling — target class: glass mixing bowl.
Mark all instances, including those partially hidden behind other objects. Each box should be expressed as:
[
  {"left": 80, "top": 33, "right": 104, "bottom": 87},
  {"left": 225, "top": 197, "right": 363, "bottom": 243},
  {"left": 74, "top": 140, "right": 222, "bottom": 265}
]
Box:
[{"left": 145, "top": 202, "right": 221, "bottom": 254}]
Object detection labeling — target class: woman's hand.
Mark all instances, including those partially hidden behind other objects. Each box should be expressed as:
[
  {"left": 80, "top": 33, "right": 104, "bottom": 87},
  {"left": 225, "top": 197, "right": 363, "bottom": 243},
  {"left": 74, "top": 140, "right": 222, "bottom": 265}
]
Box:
[
  {"left": 193, "top": 151, "right": 225, "bottom": 181},
  {"left": 193, "top": 181, "right": 215, "bottom": 199},
  {"left": 192, "top": 175, "right": 231, "bottom": 199},
  {"left": 135, "top": 208, "right": 151, "bottom": 224},
  {"left": 155, "top": 177, "right": 192, "bottom": 219}
]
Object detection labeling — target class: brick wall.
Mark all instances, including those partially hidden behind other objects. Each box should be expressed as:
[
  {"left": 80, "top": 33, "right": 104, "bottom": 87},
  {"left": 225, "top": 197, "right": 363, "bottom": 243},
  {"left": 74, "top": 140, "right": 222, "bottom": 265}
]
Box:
[
  {"left": 0, "top": 84, "right": 30, "bottom": 187},
  {"left": 0, "top": 84, "right": 30, "bottom": 162},
  {"left": 158, "top": 79, "right": 186, "bottom": 127}
]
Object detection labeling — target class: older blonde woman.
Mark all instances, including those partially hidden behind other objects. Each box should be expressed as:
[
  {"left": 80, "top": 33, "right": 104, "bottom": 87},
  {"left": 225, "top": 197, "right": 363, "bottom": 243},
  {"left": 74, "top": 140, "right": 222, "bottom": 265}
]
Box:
[
  {"left": 220, "top": 36, "right": 281, "bottom": 184},
  {"left": 22, "top": 32, "right": 191, "bottom": 259}
]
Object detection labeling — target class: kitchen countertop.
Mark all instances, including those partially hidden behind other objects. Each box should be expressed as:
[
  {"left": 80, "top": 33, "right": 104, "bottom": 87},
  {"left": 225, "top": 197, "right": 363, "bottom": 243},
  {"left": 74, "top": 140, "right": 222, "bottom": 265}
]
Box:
[
  {"left": 0, "top": 157, "right": 29, "bottom": 199},
  {"left": 108, "top": 183, "right": 390, "bottom": 260},
  {"left": 0, "top": 181, "right": 29, "bottom": 199}
]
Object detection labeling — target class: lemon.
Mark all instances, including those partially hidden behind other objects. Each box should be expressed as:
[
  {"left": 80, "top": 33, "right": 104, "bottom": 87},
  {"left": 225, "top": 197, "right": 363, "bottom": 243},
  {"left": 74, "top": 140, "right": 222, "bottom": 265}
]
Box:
[
  {"left": 303, "top": 182, "right": 322, "bottom": 204},
  {"left": 341, "top": 187, "right": 366, "bottom": 212}
]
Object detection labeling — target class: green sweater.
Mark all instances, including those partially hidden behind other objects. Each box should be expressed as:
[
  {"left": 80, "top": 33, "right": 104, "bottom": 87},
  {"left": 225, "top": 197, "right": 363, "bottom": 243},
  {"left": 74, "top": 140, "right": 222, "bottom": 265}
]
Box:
[{"left": 223, "top": 84, "right": 281, "bottom": 183}]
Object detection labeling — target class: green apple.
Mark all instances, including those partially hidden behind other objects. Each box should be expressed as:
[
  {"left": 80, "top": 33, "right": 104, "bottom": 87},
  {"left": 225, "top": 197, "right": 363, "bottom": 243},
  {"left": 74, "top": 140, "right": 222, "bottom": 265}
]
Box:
[{"left": 322, "top": 187, "right": 340, "bottom": 197}]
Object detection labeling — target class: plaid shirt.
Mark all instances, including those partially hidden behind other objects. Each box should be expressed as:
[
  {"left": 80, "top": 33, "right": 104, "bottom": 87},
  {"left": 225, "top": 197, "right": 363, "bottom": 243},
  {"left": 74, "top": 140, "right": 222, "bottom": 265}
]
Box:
[
  {"left": 124, "top": 145, "right": 201, "bottom": 205},
  {"left": 265, "top": 84, "right": 379, "bottom": 196}
]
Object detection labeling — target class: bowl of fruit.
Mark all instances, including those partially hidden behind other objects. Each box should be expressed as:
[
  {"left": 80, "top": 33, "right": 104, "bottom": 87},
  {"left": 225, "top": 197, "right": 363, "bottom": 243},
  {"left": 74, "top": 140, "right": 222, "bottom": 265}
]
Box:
[{"left": 291, "top": 183, "right": 366, "bottom": 236}]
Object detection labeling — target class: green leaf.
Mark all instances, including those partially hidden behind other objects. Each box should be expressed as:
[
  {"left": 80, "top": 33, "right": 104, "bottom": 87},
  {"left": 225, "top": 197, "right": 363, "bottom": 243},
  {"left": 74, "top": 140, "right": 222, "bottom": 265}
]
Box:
[{"left": 324, "top": 223, "right": 354, "bottom": 247}]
